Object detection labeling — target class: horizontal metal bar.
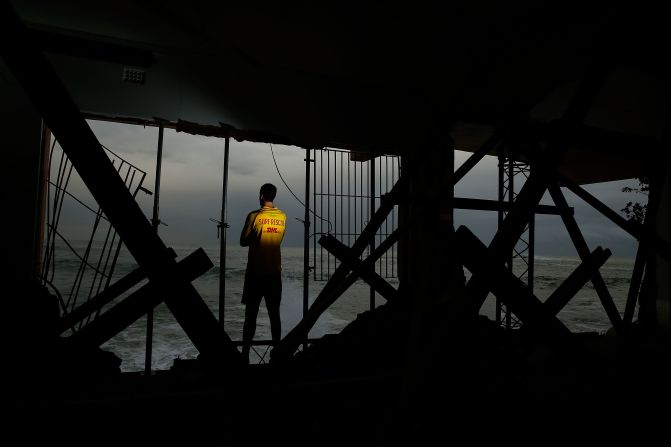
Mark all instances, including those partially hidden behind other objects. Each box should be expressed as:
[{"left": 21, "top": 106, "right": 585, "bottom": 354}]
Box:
[{"left": 454, "top": 197, "right": 572, "bottom": 215}]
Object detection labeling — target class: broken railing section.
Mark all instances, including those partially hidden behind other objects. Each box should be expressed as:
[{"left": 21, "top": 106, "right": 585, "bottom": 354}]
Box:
[
  {"left": 1, "top": 4, "right": 241, "bottom": 365},
  {"left": 41, "top": 138, "right": 150, "bottom": 320}
]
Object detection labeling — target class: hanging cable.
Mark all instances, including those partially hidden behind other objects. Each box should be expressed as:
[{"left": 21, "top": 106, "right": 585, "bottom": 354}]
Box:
[{"left": 270, "top": 143, "right": 332, "bottom": 234}]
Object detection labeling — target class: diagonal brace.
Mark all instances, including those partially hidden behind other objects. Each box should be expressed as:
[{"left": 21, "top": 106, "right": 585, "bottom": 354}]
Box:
[
  {"left": 0, "top": 3, "right": 239, "bottom": 363},
  {"left": 67, "top": 249, "right": 212, "bottom": 348},
  {"left": 456, "top": 226, "right": 572, "bottom": 345},
  {"left": 319, "top": 234, "right": 399, "bottom": 302},
  {"left": 547, "top": 182, "right": 623, "bottom": 332},
  {"left": 543, "top": 247, "right": 611, "bottom": 316}
]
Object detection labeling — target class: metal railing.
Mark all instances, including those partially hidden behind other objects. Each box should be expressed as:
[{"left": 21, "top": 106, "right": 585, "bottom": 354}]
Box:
[
  {"left": 312, "top": 148, "right": 401, "bottom": 281},
  {"left": 40, "top": 137, "right": 149, "bottom": 332}
]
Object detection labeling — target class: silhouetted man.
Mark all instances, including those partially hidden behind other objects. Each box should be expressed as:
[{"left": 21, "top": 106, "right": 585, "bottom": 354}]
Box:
[{"left": 240, "top": 183, "right": 286, "bottom": 364}]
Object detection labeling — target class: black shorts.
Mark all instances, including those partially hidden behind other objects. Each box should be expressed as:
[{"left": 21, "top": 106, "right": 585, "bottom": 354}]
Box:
[{"left": 242, "top": 272, "right": 282, "bottom": 308}]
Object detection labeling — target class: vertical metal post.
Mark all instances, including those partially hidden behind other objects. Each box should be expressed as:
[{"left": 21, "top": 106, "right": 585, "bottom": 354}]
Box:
[
  {"left": 385, "top": 157, "right": 389, "bottom": 277},
  {"left": 303, "top": 148, "right": 311, "bottom": 351},
  {"left": 145, "top": 123, "right": 164, "bottom": 375},
  {"left": 348, "top": 152, "right": 351, "bottom": 248},
  {"left": 327, "top": 151, "right": 331, "bottom": 276},
  {"left": 528, "top": 177, "right": 535, "bottom": 293},
  {"left": 219, "top": 136, "right": 230, "bottom": 325},
  {"left": 496, "top": 149, "right": 504, "bottom": 326},
  {"left": 313, "top": 149, "right": 317, "bottom": 281},
  {"left": 34, "top": 121, "right": 51, "bottom": 279},
  {"left": 370, "top": 154, "right": 376, "bottom": 311},
  {"left": 497, "top": 150, "right": 534, "bottom": 330},
  {"left": 506, "top": 154, "right": 514, "bottom": 330}
]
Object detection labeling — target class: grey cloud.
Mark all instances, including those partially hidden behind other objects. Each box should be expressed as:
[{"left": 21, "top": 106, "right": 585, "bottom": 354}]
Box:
[{"left": 61, "top": 123, "right": 642, "bottom": 258}]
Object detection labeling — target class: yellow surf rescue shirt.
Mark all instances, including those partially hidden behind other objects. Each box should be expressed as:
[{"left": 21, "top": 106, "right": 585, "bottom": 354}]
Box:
[{"left": 240, "top": 206, "right": 287, "bottom": 275}]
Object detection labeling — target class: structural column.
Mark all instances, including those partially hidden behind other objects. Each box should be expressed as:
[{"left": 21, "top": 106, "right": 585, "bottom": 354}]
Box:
[
  {"left": 0, "top": 61, "right": 44, "bottom": 286},
  {"left": 399, "top": 136, "right": 459, "bottom": 417},
  {"left": 654, "top": 163, "right": 671, "bottom": 332}
]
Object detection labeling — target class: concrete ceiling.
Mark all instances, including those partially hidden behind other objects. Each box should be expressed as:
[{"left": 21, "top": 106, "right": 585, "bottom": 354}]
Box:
[{"left": 9, "top": 1, "right": 670, "bottom": 183}]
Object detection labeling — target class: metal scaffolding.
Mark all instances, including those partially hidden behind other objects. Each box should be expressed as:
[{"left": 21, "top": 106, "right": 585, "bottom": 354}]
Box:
[{"left": 497, "top": 148, "right": 534, "bottom": 330}]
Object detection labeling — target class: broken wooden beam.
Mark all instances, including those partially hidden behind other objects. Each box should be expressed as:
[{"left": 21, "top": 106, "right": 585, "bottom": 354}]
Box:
[
  {"left": 273, "top": 227, "right": 403, "bottom": 362},
  {"left": 558, "top": 172, "right": 671, "bottom": 263},
  {"left": 319, "top": 234, "right": 399, "bottom": 302},
  {"left": 543, "top": 247, "right": 611, "bottom": 316},
  {"left": 467, "top": 65, "right": 609, "bottom": 314},
  {"left": 0, "top": 4, "right": 239, "bottom": 363},
  {"left": 623, "top": 246, "right": 647, "bottom": 326},
  {"left": 274, "top": 135, "right": 504, "bottom": 362},
  {"left": 454, "top": 132, "right": 502, "bottom": 184},
  {"left": 547, "top": 182, "right": 623, "bottom": 332},
  {"left": 59, "top": 266, "right": 146, "bottom": 334},
  {"left": 624, "top": 167, "right": 665, "bottom": 326},
  {"left": 456, "top": 226, "right": 572, "bottom": 344},
  {"left": 272, "top": 177, "right": 407, "bottom": 361},
  {"left": 67, "top": 249, "right": 212, "bottom": 348},
  {"left": 59, "top": 250, "right": 178, "bottom": 334}
]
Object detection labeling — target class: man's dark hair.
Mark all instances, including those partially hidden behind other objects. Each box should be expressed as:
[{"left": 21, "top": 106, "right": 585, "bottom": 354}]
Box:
[{"left": 260, "top": 183, "right": 277, "bottom": 201}]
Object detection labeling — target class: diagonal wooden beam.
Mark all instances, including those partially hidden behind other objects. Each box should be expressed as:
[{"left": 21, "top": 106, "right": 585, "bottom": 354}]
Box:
[
  {"left": 319, "top": 234, "right": 399, "bottom": 302},
  {"left": 322, "top": 177, "right": 408, "bottom": 298},
  {"left": 623, "top": 246, "right": 648, "bottom": 326},
  {"left": 557, "top": 172, "right": 643, "bottom": 237},
  {"left": 456, "top": 226, "right": 572, "bottom": 345},
  {"left": 278, "top": 68, "right": 604, "bottom": 361},
  {"left": 272, "top": 177, "right": 407, "bottom": 360},
  {"left": 0, "top": 3, "right": 240, "bottom": 364},
  {"left": 58, "top": 249, "right": 179, "bottom": 334},
  {"left": 467, "top": 156, "right": 563, "bottom": 313},
  {"left": 547, "top": 182, "right": 623, "bottom": 332},
  {"left": 454, "top": 132, "right": 503, "bottom": 184},
  {"left": 67, "top": 249, "right": 213, "bottom": 348},
  {"left": 557, "top": 172, "right": 671, "bottom": 262},
  {"left": 59, "top": 266, "right": 146, "bottom": 334},
  {"left": 623, "top": 168, "right": 665, "bottom": 325},
  {"left": 544, "top": 247, "right": 611, "bottom": 316},
  {"left": 467, "top": 65, "right": 610, "bottom": 314},
  {"left": 273, "top": 226, "right": 404, "bottom": 362},
  {"left": 273, "top": 134, "right": 504, "bottom": 362}
]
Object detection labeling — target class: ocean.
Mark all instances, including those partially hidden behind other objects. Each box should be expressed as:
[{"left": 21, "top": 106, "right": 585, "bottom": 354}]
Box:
[{"left": 47, "top": 243, "right": 636, "bottom": 372}]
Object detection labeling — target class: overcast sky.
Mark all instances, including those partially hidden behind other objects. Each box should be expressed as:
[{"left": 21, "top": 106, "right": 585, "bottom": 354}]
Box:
[{"left": 55, "top": 120, "right": 641, "bottom": 259}]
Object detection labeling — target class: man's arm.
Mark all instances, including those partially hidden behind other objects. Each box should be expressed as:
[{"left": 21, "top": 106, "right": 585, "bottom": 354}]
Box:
[{"left": 240, "top": 211, "right": 257, "bottom": 247}]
